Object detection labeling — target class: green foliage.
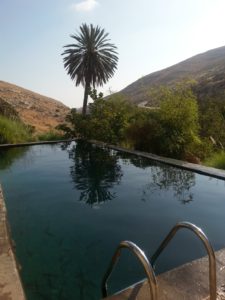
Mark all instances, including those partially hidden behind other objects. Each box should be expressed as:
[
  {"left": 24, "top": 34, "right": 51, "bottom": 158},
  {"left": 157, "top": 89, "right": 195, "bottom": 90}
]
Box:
[
  {"left": 199, "top": 100, "right": 225, "bottom": 147},
  {"left": 63, "top": 90, "right": 135, "bottom": 144},
  {"left": 126, "top": 84, "right": 201, "bottom": 159},
  {"left": 126, "top": 108, "right": 163, "bottom": 152},
  {"left": 87, "top": 93, "right": 135, "bottom": 143},
  {"left": 0, "top": 116, "right": 33, "bottom": 144},
  {"left": 62, "top": 24, "right": 118, "bottom": 115},
  {"left": 59, "top": 84, "right": 224, "bottom": 163},
  {"left": 204, "top": 151, "right": 225, "bottom": 170},
  {"left": 158, "top": 85, "right": 200, "bottom": 158},
  {"left": 37, "top": 130, "right": 65, "bottom": 141}
]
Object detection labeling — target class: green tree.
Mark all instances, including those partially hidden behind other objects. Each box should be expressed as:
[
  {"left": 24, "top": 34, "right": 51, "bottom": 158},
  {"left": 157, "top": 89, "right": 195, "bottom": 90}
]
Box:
[
  {"left": 199, "top": 100, "right": 225, "bottom": 147},
  {"left": 87, "top": 92, "right": 134, "bottom": 143},
  {"left": 159, "top": 85, "right": 200, "bottom": 158},
  {"left": 62, "top": 24, "right": 118, "bottom": 115}
]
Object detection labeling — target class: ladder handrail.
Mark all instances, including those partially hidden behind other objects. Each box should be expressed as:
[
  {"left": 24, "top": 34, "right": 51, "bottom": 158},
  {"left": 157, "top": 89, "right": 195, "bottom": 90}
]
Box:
[
  {"left": 101, "top": 240, "right": 158, "bottom": 299},
  {"left": 151, "top": 221, "right": 217, "bottom": 300}
]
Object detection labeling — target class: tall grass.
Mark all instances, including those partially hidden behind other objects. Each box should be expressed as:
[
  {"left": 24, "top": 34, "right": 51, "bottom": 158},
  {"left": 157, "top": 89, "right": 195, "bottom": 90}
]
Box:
[
  {"left": 0, "top": 116, "right": 33, "bottom": 144},
  {"left": 37, "top": 130, "right": 65, "bottom": 141},
  {"left": 204, "top": 151, "right": 225, "bottom": 170}
]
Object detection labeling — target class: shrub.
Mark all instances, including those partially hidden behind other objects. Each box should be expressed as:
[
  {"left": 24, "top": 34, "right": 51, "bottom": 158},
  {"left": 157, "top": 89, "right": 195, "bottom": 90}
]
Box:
[
  {"left": 204, "top": 151, "right": 225, "bottom": 170},
  {"left": 62, "top": 91, "right": 135, "bottom": 144},
  {"left": 126, "top": 108, "right": 163, "bottom": 152},
  {"left": 158, "top": 85, "right": 200, "bottom": 158},
  {"left": 0, "top": 116, "right": 33, "bottom": 144},
  {"left": 37, "top": 130, "right": 66, "bottom": 141}
]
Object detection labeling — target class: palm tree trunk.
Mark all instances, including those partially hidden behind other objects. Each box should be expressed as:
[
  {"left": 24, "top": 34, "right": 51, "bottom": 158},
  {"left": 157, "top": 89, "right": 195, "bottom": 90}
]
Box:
[{"left": 82, "top": 83, "right": 90, "bottom": 116}]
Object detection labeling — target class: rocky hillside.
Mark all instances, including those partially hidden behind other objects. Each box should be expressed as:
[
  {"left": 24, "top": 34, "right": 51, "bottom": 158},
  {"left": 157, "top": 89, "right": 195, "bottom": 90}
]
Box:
[
  {"left": 0, "top": 81, "right": 70, "bottom": 133},
  {"left": 120, "top": 45, "right": 225, "bottom": 105}
]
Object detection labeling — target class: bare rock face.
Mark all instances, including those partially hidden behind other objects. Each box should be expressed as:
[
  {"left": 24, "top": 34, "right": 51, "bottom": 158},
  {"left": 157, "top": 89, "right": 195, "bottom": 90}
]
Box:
[
  {"left": 0, "top": 97, "right": 19, "bottom": 120},
  {"left": 0, "top": 81, "right": 70, "bottom": 133},
  {"left": 120, "top": 45, "right": 225, "bottom": 106}
]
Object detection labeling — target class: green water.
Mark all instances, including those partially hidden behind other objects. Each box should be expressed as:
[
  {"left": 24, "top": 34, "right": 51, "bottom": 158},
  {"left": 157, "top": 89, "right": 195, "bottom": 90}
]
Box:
[{"left": 0, "top": 141, "right": 225, "bottom": 300}]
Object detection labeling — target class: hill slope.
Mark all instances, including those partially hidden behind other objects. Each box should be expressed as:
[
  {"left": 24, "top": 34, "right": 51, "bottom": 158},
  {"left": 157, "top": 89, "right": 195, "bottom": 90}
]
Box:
[
  {"left": 0, "top": 81, "right": 70, "bottom": 133},
  {"left": 120, "top": 46, "right": 225, "bottom": 105}
]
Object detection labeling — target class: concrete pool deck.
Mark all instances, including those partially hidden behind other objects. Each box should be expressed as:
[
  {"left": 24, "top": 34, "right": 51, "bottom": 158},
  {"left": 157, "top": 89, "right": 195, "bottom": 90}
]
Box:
[
  {"left": 104, "top": 248, "right": 225, "bottom": 300},
  {"left": 0, "top": 186, "right": 26, "bottom": 300}
]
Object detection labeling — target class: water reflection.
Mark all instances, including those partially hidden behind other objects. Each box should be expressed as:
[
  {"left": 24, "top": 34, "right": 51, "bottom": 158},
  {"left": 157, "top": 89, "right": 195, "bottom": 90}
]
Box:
[
  {"left": 66, "top": 141, "right": 123, "bottom": 207},
  {"left": 115, "top": 150, "right": 195, "bottom": 204},
  {"left": 0, "top": 147, "right": 28, "bottom": 170},
  {"left": 148, "top": 165, "right": 195, "bottom": 204},
  {"left": 119, "top": 152, "right": 154, "bottom": 169}
]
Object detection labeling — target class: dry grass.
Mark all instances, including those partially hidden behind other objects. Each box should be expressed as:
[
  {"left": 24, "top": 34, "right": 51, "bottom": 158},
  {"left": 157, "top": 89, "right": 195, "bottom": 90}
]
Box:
[{"left": 0, "top": 81, "right": 70, "bottom": 133}]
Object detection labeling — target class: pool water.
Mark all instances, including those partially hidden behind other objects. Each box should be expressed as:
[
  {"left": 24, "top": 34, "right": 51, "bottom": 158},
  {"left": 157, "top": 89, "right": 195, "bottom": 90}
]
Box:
[{"left": 0, "top": 141, "right": 225, "bottom": 300}]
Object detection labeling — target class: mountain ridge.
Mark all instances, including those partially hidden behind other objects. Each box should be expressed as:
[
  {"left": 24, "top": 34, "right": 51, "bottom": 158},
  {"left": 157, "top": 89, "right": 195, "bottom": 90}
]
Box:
[
  {"left": 120, "top": 45, "right": 225, "bottom": 105},
  {"left": 0, "top": 81, "right": 70, "bottom": 133}
]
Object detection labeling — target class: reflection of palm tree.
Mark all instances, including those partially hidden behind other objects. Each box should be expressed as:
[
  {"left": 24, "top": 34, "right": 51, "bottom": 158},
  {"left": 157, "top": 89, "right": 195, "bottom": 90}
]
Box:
[
  {"left": 68, "top": 141, "right": 122, "bottom": 206},
  {"left": 145, "top": 166, "right": 195, "bottom": 204}
]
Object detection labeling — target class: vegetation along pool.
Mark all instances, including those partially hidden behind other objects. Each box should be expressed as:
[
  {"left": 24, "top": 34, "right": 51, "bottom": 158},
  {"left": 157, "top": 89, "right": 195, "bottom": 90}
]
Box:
[{"left": 0, "top": 140, "right": 225, "bottom": 300}]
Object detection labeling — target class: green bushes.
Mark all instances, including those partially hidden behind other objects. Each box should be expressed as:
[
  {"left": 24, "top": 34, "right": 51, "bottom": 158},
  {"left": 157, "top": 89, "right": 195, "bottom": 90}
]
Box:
[
  {"left": 0, "top": 116, "right": 33, "bottom": 144},
  {"left": 126, "top": 109, "right": 163, "bottom": 153},
  {"left": 63, "top": 92, "right": 135, "bottom": 144},
  {"left": 157, "top": 85, "right": 200, "bottom": 158},
  {"left": 199, "top": 100, "right": 225, "bottom": 147},
  {"left": 204, "top": 151, "right": 225, "bottom": 169},
  {"left": 61, "top": 86, "right": 203, "bottom": 160},
  {"left": 37, "top": 130, "right": 65, "bottom": 141},
  {"left": 126, "top": 85, "right": 201, "bottom": 159}
]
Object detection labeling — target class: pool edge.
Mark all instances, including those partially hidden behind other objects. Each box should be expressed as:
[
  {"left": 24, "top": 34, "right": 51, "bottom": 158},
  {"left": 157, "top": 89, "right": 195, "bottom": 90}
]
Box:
[
  {"left": 89, "top": 139, "right": 225, "bottom": 181},
  {"left": 0, "top": 185, "right": 26, "bottom": 300},
  {"left": 1, "top": 138, "right": 225, "bottom": 180}
]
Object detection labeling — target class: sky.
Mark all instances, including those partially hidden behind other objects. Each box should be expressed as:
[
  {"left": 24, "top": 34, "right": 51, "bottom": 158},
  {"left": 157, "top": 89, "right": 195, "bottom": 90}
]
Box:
[{"left": 1, "top": 0, "right": 225, "bottom": 108}]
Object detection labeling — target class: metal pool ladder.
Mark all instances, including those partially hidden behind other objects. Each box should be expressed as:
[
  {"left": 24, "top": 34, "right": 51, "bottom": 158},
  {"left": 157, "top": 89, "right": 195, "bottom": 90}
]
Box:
[{"left": 101, "top": 221, "right": 217, "bottom": 300}]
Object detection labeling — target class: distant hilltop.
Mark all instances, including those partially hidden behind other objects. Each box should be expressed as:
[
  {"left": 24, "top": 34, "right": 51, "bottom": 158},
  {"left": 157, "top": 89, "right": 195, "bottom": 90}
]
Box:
[
  {"left": 0, "top": 81, "right": 70, "bottom": 133},
  {"left": 120, "top": 45, "right": 225, "bottom": 105}
]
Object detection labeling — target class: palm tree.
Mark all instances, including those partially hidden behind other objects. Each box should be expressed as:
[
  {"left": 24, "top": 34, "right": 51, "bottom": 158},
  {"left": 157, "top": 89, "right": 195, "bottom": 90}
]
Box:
[{"left": 62, "top": 24, "right": 118, "bottom": 115}]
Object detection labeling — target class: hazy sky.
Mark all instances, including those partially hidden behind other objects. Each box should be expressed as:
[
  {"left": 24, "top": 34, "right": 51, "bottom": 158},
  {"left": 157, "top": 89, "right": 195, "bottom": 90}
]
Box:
[{"left": 1, "top": 0, "right": 225, "bottom": 108}]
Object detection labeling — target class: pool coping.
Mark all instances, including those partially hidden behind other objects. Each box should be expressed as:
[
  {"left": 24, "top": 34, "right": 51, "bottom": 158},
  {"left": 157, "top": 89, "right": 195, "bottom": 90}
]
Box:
[
  {"left": 89, "top": 139, "right": 225, "bottom": 181},
  {"left": 0, "top": 185, "right": 26, "bottom": 300},
  {"left": 0, "top": 139, "right": 76, "bottom": 148},
  {"left": 0, "top": 138, "right": 225, "bottom": 180}
]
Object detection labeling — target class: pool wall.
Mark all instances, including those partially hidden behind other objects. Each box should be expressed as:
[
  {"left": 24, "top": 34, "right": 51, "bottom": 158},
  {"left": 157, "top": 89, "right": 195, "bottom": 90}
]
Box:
[{"left": 0, "top": 185, "right": 26, "bottom": 300}]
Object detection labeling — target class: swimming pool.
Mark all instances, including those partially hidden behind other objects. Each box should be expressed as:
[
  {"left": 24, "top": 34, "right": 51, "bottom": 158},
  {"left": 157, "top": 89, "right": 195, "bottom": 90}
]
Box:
[{"left": 0, "top": 140, "right": 225, "bottom": 300}]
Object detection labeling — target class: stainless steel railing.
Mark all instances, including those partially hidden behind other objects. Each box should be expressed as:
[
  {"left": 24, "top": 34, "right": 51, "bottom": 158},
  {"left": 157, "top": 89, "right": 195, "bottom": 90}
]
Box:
[
  {"left": 101, "top": 222, "right": 216, "bottom": 300},
  {"left": 101, "top": 240, "right": 158, "bottom": 300},
  {"left": 151, "top": 221, "right": 217, "bottom": 300}
]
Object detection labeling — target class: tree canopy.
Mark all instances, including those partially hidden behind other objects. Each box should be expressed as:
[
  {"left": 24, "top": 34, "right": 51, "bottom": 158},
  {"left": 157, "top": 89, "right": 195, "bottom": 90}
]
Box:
[{"left": 62, "top": 24, "right": 118, "bottom": 115}]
